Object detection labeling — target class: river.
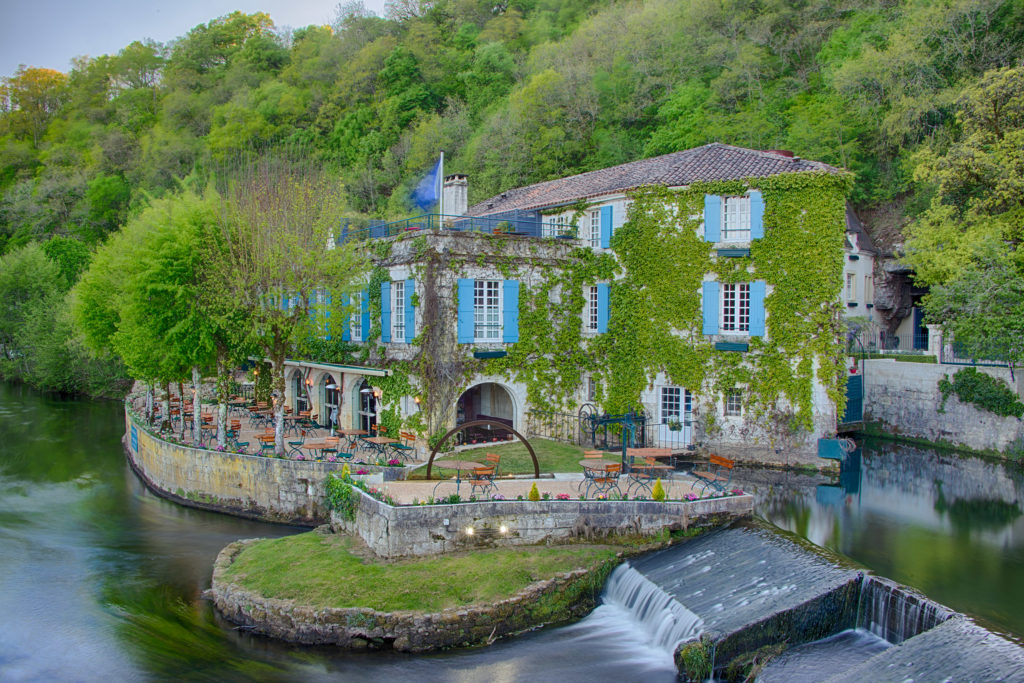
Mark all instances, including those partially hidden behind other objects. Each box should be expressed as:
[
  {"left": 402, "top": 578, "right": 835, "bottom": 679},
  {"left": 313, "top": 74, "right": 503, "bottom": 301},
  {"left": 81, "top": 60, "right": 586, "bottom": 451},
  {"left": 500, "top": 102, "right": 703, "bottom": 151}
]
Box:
[{"left": 2, "top": 382, "right": 1022, "bottom": 680}]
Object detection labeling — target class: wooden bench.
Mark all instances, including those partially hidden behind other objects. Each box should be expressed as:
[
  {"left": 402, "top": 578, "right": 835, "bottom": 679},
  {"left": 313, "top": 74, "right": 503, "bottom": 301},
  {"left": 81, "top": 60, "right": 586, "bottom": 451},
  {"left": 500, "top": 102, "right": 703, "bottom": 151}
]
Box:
[{"left": 691, "top": 454, "right": 734, "bottom": 495}]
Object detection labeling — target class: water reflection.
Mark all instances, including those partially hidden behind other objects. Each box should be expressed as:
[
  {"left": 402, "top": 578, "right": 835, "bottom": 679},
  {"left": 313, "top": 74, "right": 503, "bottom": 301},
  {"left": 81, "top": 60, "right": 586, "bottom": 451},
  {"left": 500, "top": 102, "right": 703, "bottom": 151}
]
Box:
[{"left": 738, "top": 438, "right": 1024, "bottom": 638}]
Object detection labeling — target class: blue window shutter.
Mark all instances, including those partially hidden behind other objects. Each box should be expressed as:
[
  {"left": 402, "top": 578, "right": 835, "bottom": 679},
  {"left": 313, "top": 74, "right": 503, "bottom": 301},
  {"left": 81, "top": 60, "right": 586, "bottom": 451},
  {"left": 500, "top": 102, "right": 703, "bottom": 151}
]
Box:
[
  {"left": 282, "top": 294, "right": 289, "bottom": 311},
  {"left": 380, "top": 281, "right": 391, "bottom": 343},
  {"left": 600, "top": 205, "right": 613, "bottom": 248},
  {"left": 750, "top": 190, "right": 765, "bottom": 240},
  {"left": 457, "top": 279, "right": 475, "bottom": 343},
  {"left": 340, "top": 294, "right": 350, "bottom": 342},
  {"left": 405, "top": 278, "right": 415, "bottom": 343},
  {"left": 360, "top": 288, "right": 370, "bottom": 341},
  {"left": 597, "top": 283, "right": 610, "bottom": 333},
  {"left": 750, "top": 280, "right": 766, "bottom": 337},
  {"left": 704, "top": 195, "right": 721, "bottom": 242},
  {"left": 503, "top": 280, "right": 520, "bottom": 343},
  {"left": 702, "top": 281, "right": 720, "bottom": 335}
]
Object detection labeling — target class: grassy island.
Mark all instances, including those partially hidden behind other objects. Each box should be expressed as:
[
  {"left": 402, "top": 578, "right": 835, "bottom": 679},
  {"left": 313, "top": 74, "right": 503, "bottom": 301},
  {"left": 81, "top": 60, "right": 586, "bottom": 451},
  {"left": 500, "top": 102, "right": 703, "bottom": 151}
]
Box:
[{"left": 222, "top": 529, "right": 624, "bottom": 613}]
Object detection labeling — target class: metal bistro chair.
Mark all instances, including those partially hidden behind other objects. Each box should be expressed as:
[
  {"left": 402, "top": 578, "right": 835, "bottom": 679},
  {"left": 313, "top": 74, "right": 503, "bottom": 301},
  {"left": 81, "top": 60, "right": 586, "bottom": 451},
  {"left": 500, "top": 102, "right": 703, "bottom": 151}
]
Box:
[
  {"left": 287, "top": 429, "right": 307, "bottom": 458},
  {"left": 391, "top": 431, "right": 417, "bottom": 462},
  {"left": 585, "top": 463, "right": 622, "bottom": 498},
  {"left": 468, "top": 466, "right": 497, "bottom": 499}
]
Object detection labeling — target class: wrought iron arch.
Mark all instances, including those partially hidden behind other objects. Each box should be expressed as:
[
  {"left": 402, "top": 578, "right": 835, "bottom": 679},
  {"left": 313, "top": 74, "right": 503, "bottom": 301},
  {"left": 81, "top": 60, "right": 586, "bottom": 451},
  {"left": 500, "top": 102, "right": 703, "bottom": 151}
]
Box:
[{"left": 425, "top": 419, "right": 540, "bottom": 479}]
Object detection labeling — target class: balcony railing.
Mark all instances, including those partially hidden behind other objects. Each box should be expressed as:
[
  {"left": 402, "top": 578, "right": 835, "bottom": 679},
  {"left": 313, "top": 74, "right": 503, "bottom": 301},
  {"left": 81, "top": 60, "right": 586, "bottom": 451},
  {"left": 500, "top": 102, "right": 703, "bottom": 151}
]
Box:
[{"left": 335, "top": 213, "right": 575, "bottom": 245}]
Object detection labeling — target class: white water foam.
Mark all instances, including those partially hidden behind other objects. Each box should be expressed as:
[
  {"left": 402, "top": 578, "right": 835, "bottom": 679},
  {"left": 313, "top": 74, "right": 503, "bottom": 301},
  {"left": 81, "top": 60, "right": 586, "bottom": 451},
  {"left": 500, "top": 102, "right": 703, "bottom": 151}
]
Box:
[{"left": 599, "top": 562, "right": 704, "bottom": 653}]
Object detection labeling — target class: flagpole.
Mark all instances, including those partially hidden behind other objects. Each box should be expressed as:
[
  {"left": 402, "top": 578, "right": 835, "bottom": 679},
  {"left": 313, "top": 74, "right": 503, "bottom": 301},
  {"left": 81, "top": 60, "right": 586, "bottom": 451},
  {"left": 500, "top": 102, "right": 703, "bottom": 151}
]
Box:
[{"left": 438, "top": 151, "right": 444, "bottom": 217}]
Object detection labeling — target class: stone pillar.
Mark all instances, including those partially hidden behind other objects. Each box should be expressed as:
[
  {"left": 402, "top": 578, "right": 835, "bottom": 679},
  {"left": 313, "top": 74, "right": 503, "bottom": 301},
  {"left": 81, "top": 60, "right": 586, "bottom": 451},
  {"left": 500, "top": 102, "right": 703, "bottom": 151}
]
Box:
[
  {"left": 927, "top": 325, "right": 943, "bottom": 362},
  {"left": 443, "top": 174, "right": 468, "bottom": 217}
]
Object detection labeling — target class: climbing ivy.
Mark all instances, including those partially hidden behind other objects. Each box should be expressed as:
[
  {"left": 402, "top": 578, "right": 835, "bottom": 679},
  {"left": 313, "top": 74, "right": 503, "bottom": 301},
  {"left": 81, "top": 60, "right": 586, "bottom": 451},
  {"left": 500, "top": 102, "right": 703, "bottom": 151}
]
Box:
[{"left": 357, "top": 170, "right": 849, "bottom": 441}]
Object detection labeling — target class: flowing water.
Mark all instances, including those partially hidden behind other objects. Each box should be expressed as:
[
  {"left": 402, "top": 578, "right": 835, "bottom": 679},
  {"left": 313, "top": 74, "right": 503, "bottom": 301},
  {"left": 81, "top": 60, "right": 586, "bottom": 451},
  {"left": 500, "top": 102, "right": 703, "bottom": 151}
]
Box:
[{"left": 4, "top": 382, "right": 1024, "bottom": 681}]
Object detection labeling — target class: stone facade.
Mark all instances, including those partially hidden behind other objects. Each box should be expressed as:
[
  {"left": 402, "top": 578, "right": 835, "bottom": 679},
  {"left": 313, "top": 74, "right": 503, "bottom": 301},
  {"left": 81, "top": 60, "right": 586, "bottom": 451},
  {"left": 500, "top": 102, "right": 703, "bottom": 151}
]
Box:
[
  {"left": 207, "top": 536, "right": 617, "bottom": 652},
  {"left": 863, "top": 359, "right": 1024, "bottom": 453},
  {"left": 332, "top": 484, "right": 753, "bottom": 558}
]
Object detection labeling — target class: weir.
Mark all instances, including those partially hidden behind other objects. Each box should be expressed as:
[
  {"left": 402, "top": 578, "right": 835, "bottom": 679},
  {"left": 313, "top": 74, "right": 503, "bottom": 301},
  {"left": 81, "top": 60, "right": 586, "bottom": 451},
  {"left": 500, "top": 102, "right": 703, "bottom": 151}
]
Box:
[{"left": 620, "top": 521, "right": 1024, "bottom": 680}]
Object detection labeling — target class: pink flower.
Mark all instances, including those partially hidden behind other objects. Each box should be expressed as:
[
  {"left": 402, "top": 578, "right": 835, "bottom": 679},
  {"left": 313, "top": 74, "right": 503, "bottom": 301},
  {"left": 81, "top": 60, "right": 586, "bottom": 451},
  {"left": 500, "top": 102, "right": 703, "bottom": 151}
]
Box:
[
  {"left": 684, "top": 493, "right": 698, "bottom": 501},
  {"left": 555, "top": 493, "right": 571, "bottom": 500}
]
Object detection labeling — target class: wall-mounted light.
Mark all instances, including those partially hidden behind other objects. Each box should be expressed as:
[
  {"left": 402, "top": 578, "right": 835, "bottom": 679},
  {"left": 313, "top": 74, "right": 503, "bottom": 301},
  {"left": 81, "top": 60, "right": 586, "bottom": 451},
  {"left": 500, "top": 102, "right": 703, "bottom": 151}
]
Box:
[
  {"left": 373, "top": 388, "right": 382, "bottom": 399},
  {"left": 413, "top": 396, "right": 421, "bottom": 405},
  {"left": 305, "top": 378, "right": 313, "bottom": 387},
  {"left": 499, "top": 524, "right": 508, "bottom": 534},
  {"left": 465, "top": 526, "right": 475, "bottom": 536}
]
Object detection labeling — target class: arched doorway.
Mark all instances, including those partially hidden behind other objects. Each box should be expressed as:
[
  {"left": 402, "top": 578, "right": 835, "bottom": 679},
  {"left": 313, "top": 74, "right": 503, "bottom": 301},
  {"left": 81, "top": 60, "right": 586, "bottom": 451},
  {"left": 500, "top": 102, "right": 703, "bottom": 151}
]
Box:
[
  {"left": 291, "top": 369, "right": 309, "bottom": 413},
  {"left": 456, "top": 382, "right": 515, "bottom": 442},
  {"left": 355, "top": 378, "right": 377, "bottom": 433},
  {"left": 319, "top": 373, "right": 340, "bottom": 429}
]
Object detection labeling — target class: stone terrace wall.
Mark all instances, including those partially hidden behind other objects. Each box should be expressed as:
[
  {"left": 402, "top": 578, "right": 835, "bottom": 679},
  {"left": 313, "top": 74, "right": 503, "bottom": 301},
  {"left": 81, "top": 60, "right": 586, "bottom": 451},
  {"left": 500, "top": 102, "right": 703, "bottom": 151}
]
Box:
[
  {"left": 333, "top": 486, "right": 753, "bottom": 558},
  {"left": 124, "top": 407, "right": 347, "bottom": 525},
  {"left": 863, "top": 360, "right": 1024, "bottom": 453}
]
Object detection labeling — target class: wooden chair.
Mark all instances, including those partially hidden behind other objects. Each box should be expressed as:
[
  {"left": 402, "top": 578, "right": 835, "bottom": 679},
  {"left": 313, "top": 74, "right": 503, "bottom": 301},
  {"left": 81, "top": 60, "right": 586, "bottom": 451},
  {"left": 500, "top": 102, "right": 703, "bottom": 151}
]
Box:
[
  {"left": 692, "top": 454, "right": 735, "bottom": 495},
  {"left": 468, "top": 466, "right": 497, "bottom": 498},
  {"left": 392, "top": 431, "right": 417, "bottom": 461},
  {"left": 585, "top": 463, "right": 622, "bottom": 498},
  {"left": 485, "top": 452, "right": 502, "bottom": 477}
]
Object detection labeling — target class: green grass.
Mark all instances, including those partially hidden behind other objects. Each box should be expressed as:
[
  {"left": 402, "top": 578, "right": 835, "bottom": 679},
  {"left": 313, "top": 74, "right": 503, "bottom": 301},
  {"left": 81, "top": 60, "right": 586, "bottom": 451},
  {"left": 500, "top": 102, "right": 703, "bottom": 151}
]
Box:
[
  {"left": 421, "top": 438, "right": 596, "bottom": 477},
  {"left": 222, "top": 532, "right": 621, "bottom": 611},
  {"left": 862, "top": 353, "right": 937, "bottom": 363}
]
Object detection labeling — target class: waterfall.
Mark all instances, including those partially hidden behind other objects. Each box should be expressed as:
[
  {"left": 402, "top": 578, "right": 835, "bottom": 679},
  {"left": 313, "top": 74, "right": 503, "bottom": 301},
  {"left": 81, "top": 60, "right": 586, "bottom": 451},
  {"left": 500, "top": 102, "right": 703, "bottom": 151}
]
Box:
[
  {"left": 601, "top": 562, "right": 704, "bottom": 652},
  {"left": 858, "top": 576, "right": 953, "bottom": 644}
]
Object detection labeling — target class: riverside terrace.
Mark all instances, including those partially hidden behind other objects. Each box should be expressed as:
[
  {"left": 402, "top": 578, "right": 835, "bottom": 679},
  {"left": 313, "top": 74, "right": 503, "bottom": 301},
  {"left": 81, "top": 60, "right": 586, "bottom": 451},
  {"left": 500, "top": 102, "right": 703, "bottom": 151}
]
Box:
[
  {"left": 334, "top": 211, "right": 574, "bottom": 244},
  {"left": 124, "top": 393, "right": 753, "bottom": 537}
]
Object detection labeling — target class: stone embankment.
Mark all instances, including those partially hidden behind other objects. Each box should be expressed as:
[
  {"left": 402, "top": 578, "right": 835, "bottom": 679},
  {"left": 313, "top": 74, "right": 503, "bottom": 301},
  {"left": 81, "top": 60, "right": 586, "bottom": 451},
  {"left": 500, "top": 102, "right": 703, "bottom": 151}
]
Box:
[{"left": 205, "top": 535, "right": 617, "bottom": 652}]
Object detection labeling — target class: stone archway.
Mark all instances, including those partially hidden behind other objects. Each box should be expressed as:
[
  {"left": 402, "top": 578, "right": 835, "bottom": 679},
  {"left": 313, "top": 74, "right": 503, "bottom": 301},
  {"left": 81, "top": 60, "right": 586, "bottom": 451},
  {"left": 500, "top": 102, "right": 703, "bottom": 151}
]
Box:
[
  {"left": 425, "top": 419, "right": 539, "bottom": 479},
  {"left": 456, "top": 382, "right": 516, "bottom": 431}
]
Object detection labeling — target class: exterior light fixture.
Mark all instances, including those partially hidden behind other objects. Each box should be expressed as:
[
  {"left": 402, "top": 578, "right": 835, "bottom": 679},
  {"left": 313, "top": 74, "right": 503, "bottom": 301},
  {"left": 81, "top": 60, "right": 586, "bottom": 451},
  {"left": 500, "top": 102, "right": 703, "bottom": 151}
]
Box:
[
  {"left": 499, "top": 524, "right": 508, "bottom": 534},
  {"left": 373, "top": 388, "right": 382, "bottom": 399},
  {"left": 465, "top": 526, "right": 475, "bottom": 536},
  {"left": 414, "top": 396, "right": 421, "bottom": 405},
  {"left": 305, "top": 378, "right": 313, "bottom": 387}
]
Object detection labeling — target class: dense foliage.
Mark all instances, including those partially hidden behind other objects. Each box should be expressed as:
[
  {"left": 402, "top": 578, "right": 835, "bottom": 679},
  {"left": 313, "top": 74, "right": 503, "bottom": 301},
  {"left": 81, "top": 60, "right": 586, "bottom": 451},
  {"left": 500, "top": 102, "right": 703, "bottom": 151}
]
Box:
[
  {"left": 938, "top": 368, "right": 1024, "bottom": 418},
  {"left": 3, "top": 0, "right": 1024, "bottom": 393}
]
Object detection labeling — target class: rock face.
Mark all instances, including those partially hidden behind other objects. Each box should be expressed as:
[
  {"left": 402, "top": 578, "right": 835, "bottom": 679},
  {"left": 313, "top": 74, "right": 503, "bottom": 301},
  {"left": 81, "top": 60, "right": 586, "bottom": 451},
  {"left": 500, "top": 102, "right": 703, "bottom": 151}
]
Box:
[{"left": 206, "top": 538, "right": 616, "bottom": 652}]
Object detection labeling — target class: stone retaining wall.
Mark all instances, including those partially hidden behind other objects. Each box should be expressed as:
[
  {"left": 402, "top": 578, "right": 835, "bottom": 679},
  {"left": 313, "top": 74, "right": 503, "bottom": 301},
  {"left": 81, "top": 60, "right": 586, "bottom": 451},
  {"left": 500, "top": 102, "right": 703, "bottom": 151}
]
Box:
[
  {"left": 863, "top": 360, "right": 1024, "bottom": 453},
  {"left": 206, "top": 536, "right": 617, "bottom": 652},
  {"left": 333, "top": 484, "right": 753, "bottom": 558},
  {"left": 124, "top": 407, "right": 351, "bottom": 525}
]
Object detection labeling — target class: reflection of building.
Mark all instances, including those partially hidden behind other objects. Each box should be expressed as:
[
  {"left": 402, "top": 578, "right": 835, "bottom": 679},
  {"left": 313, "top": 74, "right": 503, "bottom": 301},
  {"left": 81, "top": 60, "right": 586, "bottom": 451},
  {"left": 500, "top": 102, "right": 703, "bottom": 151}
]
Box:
[{"left": 290, "top": 144, "right": 853, "bottom": 458}]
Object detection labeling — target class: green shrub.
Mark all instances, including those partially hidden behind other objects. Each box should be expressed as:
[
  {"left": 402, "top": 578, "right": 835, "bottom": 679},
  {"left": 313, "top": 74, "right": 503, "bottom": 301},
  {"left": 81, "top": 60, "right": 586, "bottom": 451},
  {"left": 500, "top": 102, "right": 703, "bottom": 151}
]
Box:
[
  {"left": 325, "top": 475, "right": 357, "bottom": 521},
  {"left": 652, "top": 478, "right": 666, "bottom": 501},
  {"left": 678, "top": 637, "right": 713, "bottom": 681},
  {"left": 938, "top": 368, "right": 1024, "bottom": 418},
  {"left": 528, "top": 482, "right": 540, "bottom": 501}
]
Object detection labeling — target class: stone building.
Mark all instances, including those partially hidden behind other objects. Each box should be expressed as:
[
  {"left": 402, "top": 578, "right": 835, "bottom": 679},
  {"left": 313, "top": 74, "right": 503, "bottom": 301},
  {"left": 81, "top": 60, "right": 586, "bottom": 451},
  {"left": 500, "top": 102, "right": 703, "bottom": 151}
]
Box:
[{"left": 285, "top": 143, "right": 853, "bottom": 460}]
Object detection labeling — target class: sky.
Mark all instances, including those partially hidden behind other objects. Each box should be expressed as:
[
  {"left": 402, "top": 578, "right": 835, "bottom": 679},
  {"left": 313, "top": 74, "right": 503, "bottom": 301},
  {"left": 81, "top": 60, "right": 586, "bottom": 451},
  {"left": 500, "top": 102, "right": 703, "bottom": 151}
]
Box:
[{"left": 0, "top": 0, "right": 389, "bottom": 80}]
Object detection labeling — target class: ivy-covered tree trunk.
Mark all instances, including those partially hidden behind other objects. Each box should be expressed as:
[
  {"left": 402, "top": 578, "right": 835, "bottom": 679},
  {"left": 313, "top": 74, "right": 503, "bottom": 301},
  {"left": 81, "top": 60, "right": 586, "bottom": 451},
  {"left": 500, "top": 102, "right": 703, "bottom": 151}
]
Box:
[
  {"left": 272, "top": 352, "right": 286, "bottom": 456},
  {"left": 216, "top": 355, "right": 229, "bottom": 448},
  {"left": 161, "top": 382, "right": 171, "bottom": 432},
  {"left": 192, "top": 365, "right": 202, "bottom": 445},
  {"left": 178, "top": 381, "right": 186, "bottom": 440}
]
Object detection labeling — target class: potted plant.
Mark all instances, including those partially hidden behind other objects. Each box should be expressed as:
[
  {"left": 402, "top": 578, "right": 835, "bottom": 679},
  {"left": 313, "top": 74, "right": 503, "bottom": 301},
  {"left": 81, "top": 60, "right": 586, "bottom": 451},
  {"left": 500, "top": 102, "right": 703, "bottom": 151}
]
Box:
[{"left": 668, "top": 418, "right": 683, "bottom": 432}]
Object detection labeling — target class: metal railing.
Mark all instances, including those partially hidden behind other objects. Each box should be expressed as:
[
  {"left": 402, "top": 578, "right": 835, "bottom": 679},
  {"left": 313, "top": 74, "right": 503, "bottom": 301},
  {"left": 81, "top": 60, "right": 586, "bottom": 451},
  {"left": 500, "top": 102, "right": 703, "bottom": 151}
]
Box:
[
  {"left": 524, "top": 410, "right": 695, "bottom": 451},
  {"left": 335, "top": 213, "right": 576, "bottom": 245},
  {"left": 853, "top": 329, "right": 930, "bottom": 355},
  {"left": 939, "top": 341, "right": 1010, "bottom": 367}
]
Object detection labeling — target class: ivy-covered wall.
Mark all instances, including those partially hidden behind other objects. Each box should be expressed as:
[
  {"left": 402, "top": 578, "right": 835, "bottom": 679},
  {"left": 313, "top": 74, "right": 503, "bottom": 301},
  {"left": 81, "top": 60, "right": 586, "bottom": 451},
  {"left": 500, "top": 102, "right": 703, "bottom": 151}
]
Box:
[{"left": 298, "top": 171, "right": 851, "bottom": 452}]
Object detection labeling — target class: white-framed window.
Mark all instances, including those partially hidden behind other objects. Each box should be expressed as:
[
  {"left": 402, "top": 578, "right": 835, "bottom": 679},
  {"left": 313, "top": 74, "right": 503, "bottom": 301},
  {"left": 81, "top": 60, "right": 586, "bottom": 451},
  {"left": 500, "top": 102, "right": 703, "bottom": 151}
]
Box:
[
  {"left": 587, "top": 376, "right": 597, "bottom": 402},
  {"left": 722, "top": 196, "right": 751, "bottom": 242},
  {"left": 392, "top": 281, "right": 405, "bottom": 342},
  {"left": 588, "top": 209, "right": 601, "bottom": 248},
  {"left": 845, "top": 273, "right": 856, "bottom": 300},
  {"left": 474, "top": 280, "right": 501, "bottom": 341},
  {"left": 350, "top": 292, "right": 362, "bottom": 341},
  {"left": 586, "top": 285, "right": 599, "bottom": 332},
  {"left": 724, "top": 388, "right": 743, "bottom": 417},
  {"left": 661, "top": 386, "right": 693, "bottom": 425},
  {"left": 721, "top": 283, "right": 750, "bottom": 333}
]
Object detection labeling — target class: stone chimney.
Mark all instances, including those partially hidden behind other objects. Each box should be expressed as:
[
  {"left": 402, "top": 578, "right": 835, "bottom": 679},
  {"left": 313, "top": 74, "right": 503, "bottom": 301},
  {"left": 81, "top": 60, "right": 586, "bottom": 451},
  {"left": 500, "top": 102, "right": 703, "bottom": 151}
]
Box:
[{"left": 443, "top": 174, "right": 468, "bottom": 216}]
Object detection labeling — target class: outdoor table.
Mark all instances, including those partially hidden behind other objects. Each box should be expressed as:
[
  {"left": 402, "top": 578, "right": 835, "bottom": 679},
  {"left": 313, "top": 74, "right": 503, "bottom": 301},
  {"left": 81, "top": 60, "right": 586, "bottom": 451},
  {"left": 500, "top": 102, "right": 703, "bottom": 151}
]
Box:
[
  {"left": 283, "top": 415, "right": 305, "bottom": 436},
  {"left": 433, "top": 460, "right": 485, "bottom": 497},
  {"left": 363, "top": 436, "right": 400, "bottom": 458},
  {"left": 626, "top": 461, "right": 673, "bottom": 497},
  {"left": 336, "top": 428, "right": 367, "bottom": 450},
  {"left": 300, "top": 442, "right": 329, "bottom": 459}
]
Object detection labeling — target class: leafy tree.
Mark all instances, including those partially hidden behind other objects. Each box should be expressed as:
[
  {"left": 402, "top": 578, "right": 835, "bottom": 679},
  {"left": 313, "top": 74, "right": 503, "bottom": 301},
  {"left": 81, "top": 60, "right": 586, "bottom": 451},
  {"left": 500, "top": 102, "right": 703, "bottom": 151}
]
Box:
[
  {"left": 210, "top": 154, "right": 366, "bottom": 454},
  {"left": 2, "top": 67, "right": 68, "bottom": 146}
]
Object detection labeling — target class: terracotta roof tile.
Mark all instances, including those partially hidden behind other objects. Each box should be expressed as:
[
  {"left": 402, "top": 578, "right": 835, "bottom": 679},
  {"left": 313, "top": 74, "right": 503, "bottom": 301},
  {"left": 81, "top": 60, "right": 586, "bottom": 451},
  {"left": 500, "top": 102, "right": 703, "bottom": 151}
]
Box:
[{"left": 467, "top": 143, "right": 841, "bottom": 216}]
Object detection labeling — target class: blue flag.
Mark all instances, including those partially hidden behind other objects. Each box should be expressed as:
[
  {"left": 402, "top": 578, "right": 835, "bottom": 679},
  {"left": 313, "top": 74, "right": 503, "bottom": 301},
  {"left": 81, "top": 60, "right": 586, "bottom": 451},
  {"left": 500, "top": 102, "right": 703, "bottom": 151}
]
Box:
[{"left": 410, "top": 156, "right": 442, "bottom": 211}]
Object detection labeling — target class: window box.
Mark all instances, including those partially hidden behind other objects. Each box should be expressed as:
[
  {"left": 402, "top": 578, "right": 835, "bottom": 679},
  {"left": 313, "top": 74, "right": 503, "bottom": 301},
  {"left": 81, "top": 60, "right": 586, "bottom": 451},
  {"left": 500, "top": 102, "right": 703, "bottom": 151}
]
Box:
[
  {"left": 715, "top": 341, "right": 749, "bottom": 352},
  {"left": 473, "top": 350, "right": 508, "bottom": 359},
  {"left": 716, "top": 248, "right": 751, "bottom": 258}
]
